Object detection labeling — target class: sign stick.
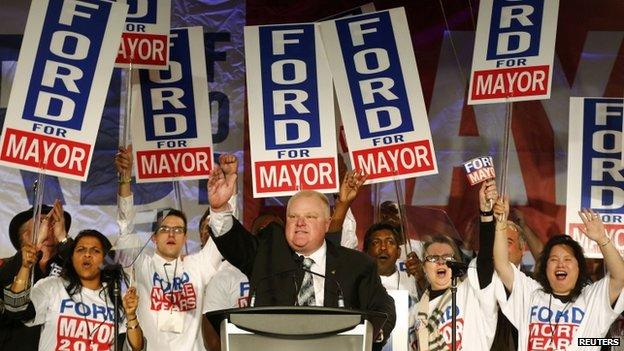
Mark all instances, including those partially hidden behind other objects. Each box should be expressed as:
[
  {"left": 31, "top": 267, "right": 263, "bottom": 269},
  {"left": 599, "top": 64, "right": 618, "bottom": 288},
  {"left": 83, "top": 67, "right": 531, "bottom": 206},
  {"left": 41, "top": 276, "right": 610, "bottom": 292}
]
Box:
[
  {"left": 499, "top": 100, "right": 513, "bottom": 221},
  {"left": 122, "top": 60, "right": 134, "bottom": 147},
  {"left": 30, "top": 173, "right": 45, "bottom": 287},
  {"left": 392, "top": 176, "right": 414, "bottom": 255}
]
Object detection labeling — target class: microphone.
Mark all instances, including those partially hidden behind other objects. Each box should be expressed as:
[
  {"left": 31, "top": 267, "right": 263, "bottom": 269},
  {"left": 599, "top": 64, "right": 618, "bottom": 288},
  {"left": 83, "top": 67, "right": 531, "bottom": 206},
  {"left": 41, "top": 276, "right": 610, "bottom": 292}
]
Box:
[
  {"left": 446, "top": 260, "right": 468, "bottom": 278},
  {"left": 101, "top": 263, "right": 127, "bottom": 284}
]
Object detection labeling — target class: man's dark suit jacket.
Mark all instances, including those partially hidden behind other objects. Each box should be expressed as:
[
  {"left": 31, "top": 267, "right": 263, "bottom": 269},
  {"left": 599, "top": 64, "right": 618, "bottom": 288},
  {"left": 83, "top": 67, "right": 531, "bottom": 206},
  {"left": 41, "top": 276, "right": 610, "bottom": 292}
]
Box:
[{"left": 211, "top": 218, "right": 396, "bottom": 350}]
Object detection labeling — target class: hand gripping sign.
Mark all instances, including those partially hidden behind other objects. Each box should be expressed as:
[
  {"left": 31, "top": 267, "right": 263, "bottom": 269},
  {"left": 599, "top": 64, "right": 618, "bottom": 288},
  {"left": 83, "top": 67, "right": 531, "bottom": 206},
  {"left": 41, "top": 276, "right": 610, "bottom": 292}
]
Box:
[
  {"left": 468, "top": 0, "right": 559, "bottom": 104},
  {"left": 567, "top": 98, "right": 624, "bottom": 258},
  {"left": 0, "top": 0, "right": 128, "bottom": 181},
  {"left": 131, "top": 27, "right": 213, "bottom": 182},
  {"left": 115, "top": 0, "right": 171, "bottom": 69},
  {"left": 463, "top": 156, "right": 496, "bottom": 185},
  {"left": 245, "top": 23, "right": 338, "bottom": 198},
  {"left": 319, "top": 7, "right": 438, "bottom": 184}
]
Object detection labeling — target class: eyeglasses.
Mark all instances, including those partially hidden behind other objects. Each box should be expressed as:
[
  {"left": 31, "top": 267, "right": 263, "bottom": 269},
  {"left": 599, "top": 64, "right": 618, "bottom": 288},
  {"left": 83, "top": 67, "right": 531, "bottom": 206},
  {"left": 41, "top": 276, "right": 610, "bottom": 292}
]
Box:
[
  {"left": 157, "top": 226, "right": 185, "bottom": 235},
  {"left": 424, "top": 254, "right": 455, "bottom": 264}
]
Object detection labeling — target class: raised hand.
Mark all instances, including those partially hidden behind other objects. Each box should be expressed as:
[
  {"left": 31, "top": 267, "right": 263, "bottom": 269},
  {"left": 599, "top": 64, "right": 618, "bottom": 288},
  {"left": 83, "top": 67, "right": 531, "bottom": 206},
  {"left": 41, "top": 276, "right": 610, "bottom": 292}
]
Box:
[
  {"left": 493, "top": 195, "right": 509, "bottom": 224},
  {"left": 479, "top": 179, "right": 498, "bottom": 212},
  {"left": 578, "top": 208, "right": 608, "bottom": 243},
  {"left": 208, "top": 156, "right": 237, "bottom": 211},
  {"left": 115, "top": 145, "right": 133, "bottom": 180},
  {"left": 50, "top": 199, "right": 67, "bottom": 242},
  {"left": 123, "top": 287, "right": 139, "bottom": 318},
  {"left": 338, "top": 170, "right": 368, "bottom": 203},
  {"left": 219, "top": 154, "right": 238, "bottom": 180},
  {"left": 20, "top": 241, "right": 38, "bottom": 270},
  {"left": 35, "top": 210, "right": 53, "bottom": 250}
]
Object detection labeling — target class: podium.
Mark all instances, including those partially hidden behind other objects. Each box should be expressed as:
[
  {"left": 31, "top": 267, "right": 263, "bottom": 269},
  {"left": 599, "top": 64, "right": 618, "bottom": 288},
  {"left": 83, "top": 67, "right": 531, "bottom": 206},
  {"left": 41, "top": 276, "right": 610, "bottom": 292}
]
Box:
[{"left": 206, "top": 306, "right": 387, "bottom": 351}]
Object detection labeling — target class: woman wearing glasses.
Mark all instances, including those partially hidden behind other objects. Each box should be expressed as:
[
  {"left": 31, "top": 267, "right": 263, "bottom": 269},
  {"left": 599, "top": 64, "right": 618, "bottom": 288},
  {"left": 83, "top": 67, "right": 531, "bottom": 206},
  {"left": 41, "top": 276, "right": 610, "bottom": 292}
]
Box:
[
  {"left": 4, "top": 226, "right": 144, "bottom": 351},
  {"left": 410, "top": 179, "right": 500, "bottom": 350},
  {"left": 493, "top": 198, "right": 624, "bottom": 350}
]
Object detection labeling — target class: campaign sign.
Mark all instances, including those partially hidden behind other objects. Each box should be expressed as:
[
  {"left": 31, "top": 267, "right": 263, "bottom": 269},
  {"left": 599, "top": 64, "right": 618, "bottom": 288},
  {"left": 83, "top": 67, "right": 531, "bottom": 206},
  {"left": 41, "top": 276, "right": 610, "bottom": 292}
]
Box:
[
  {"left": 463, "top": 156, "right": 496, "bottom": 185},
  {"left": 467, "top": 0, "right": 559, "bottom": 104},
  {"left": 131, "top": 27, "right": 213, "bottom": 183},
  {"left": 115, "top": 0, "right": 171, "bottom": 69},
  {"left": 567, "top": 98, "right": 624, "bottom": 258},
  {"left": 245, "top": 23, "right": 338, "bottom": 198},
  {"left": 319, "top": 8, "right": 438, "bottom": 184},
  {"left": 0, "top": 0, "right": 128, "bottom": 181}
]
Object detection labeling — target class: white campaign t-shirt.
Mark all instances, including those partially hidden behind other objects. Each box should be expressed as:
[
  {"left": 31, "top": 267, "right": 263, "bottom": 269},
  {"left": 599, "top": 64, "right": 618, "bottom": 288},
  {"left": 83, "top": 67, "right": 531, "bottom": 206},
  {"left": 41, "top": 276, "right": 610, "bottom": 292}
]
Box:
[
  {"left": 203, "top": 260, "right": 250, "bottom": 311},
  {"left": 409, "top": 259, "right": 499, "bottom": 351},
  {"left": 27, "top": 276, "right": 126, "bottom": 351},
  {"left": 380, "top": 269, "right": 419, "bottom": 305},
  {"left": 116, "top": 195, "right": 221, "bottom": 351},
  {"left": 497, "top": 264, "right": 624, "bottom": 351}
]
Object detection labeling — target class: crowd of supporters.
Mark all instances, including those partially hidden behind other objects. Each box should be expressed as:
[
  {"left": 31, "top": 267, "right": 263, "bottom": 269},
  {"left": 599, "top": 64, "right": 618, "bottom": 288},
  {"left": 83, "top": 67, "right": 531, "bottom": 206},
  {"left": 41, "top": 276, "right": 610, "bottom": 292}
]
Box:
[{"left": 0, "top": 151, "right": 623, "bottom": 351}]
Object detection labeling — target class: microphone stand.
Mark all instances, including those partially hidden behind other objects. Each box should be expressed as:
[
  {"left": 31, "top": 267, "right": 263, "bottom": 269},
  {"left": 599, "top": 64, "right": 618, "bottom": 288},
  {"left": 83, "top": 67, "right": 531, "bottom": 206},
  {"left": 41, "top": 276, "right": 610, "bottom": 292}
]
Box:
[
  {"left": 447, "top": 261, "right": 467, "bottom": 351},
  {"left": 113, "top": 277, "right": 121, "bottom": 351},
  {"left": 451, "top": 275, "right": 458, "bottom": 351}
]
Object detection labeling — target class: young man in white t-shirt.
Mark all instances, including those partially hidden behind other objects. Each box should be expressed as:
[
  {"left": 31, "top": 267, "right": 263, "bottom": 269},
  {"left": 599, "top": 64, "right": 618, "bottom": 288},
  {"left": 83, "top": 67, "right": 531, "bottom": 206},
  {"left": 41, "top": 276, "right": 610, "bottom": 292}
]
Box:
[{"left": 114, "top": 146, "right": 225, "bottom": 351}]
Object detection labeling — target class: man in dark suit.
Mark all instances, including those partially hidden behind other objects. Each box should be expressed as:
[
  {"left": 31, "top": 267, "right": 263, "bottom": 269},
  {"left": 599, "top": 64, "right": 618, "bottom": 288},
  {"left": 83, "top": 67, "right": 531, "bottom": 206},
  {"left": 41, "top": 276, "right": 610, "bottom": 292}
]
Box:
[{"left": 207, "top": 155, "right": 396, "bottom": 350}]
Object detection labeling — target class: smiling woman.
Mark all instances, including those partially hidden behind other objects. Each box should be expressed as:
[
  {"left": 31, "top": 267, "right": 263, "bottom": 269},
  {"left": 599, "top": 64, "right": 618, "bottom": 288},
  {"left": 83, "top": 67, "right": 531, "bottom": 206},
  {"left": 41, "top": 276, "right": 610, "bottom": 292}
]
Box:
[{"left": 493, "top": 202, "right": 624, "bottom": 351}]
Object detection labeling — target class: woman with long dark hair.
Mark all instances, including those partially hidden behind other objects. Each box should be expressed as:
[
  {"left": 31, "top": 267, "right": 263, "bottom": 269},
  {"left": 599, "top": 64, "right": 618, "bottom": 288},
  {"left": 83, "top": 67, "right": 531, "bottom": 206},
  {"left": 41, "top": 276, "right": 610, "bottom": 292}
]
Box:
[
  {"left": 493, "top": 198, "right": 624, "bottom": 350},
  {"left": 4, "top": 223, "right": 144, "bottom": 351}
]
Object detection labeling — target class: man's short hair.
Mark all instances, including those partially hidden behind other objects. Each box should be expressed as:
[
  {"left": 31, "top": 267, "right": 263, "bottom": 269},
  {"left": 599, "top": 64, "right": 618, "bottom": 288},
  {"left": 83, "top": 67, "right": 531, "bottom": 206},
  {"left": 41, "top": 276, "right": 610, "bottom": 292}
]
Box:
[
  {"left": 287, "top": 190, "right": 331, "bottom": 218},
  {"left": 363, "top": 222, "right": 401, "bottom": 252},
  {"left": 507, "top": 220, "right": 526, "bottom": 245},
  {"left": 153, "top": 208, "right": 188, "bottom": 234}
]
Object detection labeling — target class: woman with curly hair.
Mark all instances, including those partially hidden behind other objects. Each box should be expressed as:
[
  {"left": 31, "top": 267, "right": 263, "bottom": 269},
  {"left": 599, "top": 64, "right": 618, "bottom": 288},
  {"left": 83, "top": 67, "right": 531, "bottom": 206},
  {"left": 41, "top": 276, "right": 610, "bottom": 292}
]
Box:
[{"left": 4, "top": 222, "right": 144, "bottom": 351}]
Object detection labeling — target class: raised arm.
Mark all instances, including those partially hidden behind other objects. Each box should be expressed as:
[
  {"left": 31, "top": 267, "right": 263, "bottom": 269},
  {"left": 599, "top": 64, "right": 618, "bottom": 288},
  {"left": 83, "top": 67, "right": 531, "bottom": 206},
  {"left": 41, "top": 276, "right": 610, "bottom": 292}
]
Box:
[
  {"left": 115, "top": 146, "right": 135, "bottom": 237},
  {"left": 116, "top": 145, "right": 133, "bottom": 198},
  {"left": 579, "top": 209, "right": 624, "bottom": 304},
  {"left": 208, "top": 155, "right": 237, "bottom": 212},
  {"left": 328, "top": 170, "right": 367, "bottom": 233},
  {"left": 493, "top": 196, "right": 514, "bottom": 291},
  {"left": 476, "top": 179, "right": 497, "bottom": 289}
]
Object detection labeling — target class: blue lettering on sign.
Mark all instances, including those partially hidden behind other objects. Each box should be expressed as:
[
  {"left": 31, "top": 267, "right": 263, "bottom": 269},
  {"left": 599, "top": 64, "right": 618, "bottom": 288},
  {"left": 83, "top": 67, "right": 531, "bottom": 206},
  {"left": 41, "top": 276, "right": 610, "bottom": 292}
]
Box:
[
  {"left": 259, "top": 24, "right": 321, "bottom": 150},
  {"left": 204, "top": 33, "right": 231, "bottom": 144},
  {"left": 1, "top": 31, "right": 226, "bottom": 207},
  {"left": 581, "top": 98, "right": 624, "bottom": 213},
  {"left": 22, "top": 0, "right": 111, "bottom": 131},
  {"left": 334, "top": 11, "right": 414, "bottom": 139},
  {"left": 486, "top": 0, "right": 543, "bottom": 60},
  {"left": 125, "top": 0, "right": 158, "bottom": 24},
  {"left": 140, "top": 28, "right": 198, "bottom": 141}
]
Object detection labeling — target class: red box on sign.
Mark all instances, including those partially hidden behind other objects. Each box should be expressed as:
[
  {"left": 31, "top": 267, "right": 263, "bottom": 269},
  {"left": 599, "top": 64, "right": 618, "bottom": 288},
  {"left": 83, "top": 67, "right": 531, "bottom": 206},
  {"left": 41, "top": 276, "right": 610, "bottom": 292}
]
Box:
[
  {"left": 254, "top": 157, "right": 336, "bottom": 193},
  {"left": 116, "top": 32, "right": 169, "bottom": 66},
  {"left": 136, "top": 147, "right": 212, "bottom": 179},
  {"left": 1, "top": 128, "right": 91, "bottom": 176},
  {"left": 568, "top": 222, "right": 624, "bottom": 255},
  {"left": 352, "top": 140, "right": 435, "bottom": 180},
  {"left": 471, "top": 65, "right": 550, "bottom": 100}
]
